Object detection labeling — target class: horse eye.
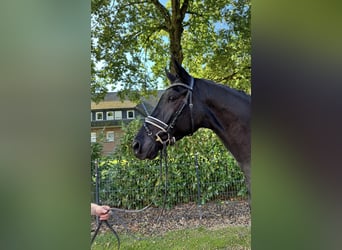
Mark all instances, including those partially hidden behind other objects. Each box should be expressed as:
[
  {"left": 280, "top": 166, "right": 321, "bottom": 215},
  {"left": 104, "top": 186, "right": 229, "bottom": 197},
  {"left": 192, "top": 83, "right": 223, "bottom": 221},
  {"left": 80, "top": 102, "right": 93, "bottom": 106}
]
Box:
[{"left": 168, "top": 96, "right": 175, "bottom": 102}]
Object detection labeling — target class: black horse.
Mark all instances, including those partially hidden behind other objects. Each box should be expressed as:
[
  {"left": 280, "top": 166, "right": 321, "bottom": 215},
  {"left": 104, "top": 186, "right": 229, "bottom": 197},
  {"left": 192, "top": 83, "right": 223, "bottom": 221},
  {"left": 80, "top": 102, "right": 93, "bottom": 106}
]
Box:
[{"left": 133, "top": 59, "right": 251, "bottom": 200}]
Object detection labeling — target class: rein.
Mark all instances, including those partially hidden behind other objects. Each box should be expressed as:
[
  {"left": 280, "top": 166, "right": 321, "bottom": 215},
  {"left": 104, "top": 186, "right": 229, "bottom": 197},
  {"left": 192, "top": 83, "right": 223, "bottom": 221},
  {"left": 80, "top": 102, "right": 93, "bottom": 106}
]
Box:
[
  {"left": 156, "top": 140, "right": 169, "bottom": 223},
  {"left": 141, "top": 78, "right": 195, "bottom": 223},
  {"left": 91, "top": 217, "right": 120, "bottom": 249},
  {"left": 140, "top": 79, "right": 195, "bottom": 222}
]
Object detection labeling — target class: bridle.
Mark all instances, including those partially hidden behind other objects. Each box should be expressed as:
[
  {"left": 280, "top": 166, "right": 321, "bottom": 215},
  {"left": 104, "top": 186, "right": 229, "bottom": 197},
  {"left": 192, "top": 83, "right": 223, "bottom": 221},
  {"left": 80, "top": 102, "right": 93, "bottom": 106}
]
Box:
[{"left": 143, "top": 77, "right": 195, "bottom": 147}]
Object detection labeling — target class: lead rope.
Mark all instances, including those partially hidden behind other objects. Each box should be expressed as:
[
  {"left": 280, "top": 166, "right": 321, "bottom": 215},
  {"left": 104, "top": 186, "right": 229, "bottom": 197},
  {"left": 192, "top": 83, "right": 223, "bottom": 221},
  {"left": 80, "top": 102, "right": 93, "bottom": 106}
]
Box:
[
  {"left": 140, "top": 77, "right": 195, "bottom": 224},
  {"left": 142, "top": 99, "right": 168, "bottom": 223},
  {"left": 91, "top": 219, "right": 120, "bottom": 250},
  {"left": 156, "top": 141, "right": 168, "bottom": 223},
  {"left": 155, "top": 77, "right": 195, "bottom": 223}
]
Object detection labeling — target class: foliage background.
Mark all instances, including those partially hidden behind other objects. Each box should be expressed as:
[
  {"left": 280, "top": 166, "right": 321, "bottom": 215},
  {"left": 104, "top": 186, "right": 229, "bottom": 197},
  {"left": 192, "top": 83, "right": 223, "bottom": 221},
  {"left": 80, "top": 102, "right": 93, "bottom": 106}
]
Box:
[{"left": 91, "top": 0, "right": 251, "bottom": 102}]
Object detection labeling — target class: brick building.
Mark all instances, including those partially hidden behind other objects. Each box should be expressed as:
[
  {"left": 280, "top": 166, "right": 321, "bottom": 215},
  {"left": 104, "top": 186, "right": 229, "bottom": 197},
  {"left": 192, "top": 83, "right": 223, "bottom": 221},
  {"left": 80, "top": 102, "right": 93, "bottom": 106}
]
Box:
[{"left": 91, "top": 91, "right": 162, "bottom": 155}]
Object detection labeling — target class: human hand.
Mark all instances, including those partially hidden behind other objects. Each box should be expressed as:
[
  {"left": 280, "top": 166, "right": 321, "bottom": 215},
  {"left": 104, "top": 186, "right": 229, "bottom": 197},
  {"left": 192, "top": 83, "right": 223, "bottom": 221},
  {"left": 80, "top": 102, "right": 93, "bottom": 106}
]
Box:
[{"left": 91, "top": 203, "right": 111, "bottom": 220}]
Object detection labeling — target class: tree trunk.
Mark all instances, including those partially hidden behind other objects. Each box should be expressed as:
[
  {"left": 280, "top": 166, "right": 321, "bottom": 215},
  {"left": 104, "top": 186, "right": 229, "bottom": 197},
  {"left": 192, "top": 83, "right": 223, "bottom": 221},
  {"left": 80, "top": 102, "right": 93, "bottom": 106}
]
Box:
[{"left": 169, "top": 0, "right": 184, "bottom": 74}]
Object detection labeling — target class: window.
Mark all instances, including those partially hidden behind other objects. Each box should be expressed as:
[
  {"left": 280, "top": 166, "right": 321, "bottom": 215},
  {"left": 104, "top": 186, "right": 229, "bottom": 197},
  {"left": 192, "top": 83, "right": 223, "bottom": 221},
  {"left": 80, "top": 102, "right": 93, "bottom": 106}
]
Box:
[
  {"left": 96, "top": 112, "right": 103, "bottom": 121},
  {"left": 106, "top": 111, "right": 114, "bottom": 120},
  {"left": 106, "top": 131, "right": 114, "bottom": 142},
  {"left": 114, "top": 111, "right": 122, "bottom": 120},
  {"left": 91, "top": 113, "right": 93, "bottom": 121},
  {"left": 127, "top": 110, "right": 135, "bottom": 119},
  {"left": 91, "top": 132, "right": 96, "bottom": 142}
]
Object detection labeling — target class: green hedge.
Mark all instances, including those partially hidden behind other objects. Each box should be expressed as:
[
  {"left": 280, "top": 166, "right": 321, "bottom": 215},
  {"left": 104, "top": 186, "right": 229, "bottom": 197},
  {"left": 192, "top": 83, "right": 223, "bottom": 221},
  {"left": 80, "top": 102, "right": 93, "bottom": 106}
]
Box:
[{"left": 92, "top": 120, "right": 247, "bottom": 209}]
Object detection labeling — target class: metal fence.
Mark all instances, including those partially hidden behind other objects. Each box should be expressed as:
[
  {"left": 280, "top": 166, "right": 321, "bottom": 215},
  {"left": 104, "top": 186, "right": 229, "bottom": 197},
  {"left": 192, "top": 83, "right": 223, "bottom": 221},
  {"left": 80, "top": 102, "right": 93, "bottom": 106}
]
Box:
[{"left": 91, "top": 154, "right": 248, "bottom": 210}]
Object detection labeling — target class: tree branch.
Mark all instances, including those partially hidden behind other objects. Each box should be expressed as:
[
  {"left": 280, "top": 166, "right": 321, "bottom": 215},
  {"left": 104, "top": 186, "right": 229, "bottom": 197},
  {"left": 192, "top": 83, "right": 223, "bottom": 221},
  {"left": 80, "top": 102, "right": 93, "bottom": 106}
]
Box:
[
  {"left": 186, "top": 10, "right": 204, "bottom": 17},
  {"left": 144, "top": 25, "right": 169, "bottom": 45},
  {"left": 180, "top": 0, "right": 189, "bottom": 20},
  {"left": 150, "top": 0, "right": 171, "bottom": 28},
  {"left": 115, "top": 1, "right": 150, "bottom": 14},
  {"left": 118, "top": 1, "right": 150, "bottom": 9},
  {"left": 217, "top": 71, "right": 240, "bottom": 82}
]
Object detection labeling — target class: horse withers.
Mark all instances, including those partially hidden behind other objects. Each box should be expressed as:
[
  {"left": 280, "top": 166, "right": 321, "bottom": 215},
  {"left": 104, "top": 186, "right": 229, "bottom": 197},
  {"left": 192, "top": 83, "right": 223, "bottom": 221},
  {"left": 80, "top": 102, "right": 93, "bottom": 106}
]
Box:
[{"left": 132, "top": 59, "right": 251, "bottom": 201}]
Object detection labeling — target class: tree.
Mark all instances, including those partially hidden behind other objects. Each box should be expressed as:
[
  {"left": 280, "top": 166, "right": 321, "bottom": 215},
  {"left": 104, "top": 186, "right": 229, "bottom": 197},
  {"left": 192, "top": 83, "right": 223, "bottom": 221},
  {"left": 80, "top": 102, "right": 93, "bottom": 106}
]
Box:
[{"left": 91, "top": 0, "right": 250, "bottom": 102}]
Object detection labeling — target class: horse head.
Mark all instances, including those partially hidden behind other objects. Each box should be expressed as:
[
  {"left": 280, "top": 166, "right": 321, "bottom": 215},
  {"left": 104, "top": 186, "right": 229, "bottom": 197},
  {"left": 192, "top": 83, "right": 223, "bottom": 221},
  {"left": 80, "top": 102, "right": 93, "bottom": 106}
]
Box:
[{"left": 133, "top": 59, "right": 197, "bottom": 160}]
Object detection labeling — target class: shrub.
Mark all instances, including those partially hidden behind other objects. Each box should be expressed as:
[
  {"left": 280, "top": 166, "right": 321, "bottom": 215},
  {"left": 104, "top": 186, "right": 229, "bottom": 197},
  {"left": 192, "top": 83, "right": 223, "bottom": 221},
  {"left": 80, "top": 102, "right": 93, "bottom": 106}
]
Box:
[{"left": 92, "top": 120, "right": 247, "bottom": 209}]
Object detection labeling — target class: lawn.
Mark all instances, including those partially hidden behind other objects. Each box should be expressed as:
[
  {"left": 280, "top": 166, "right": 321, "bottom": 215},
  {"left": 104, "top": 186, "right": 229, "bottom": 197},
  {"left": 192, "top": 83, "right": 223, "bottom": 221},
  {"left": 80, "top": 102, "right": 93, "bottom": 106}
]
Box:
[{"left": 91, "top": 225, "right": 251, "bottom": 250}]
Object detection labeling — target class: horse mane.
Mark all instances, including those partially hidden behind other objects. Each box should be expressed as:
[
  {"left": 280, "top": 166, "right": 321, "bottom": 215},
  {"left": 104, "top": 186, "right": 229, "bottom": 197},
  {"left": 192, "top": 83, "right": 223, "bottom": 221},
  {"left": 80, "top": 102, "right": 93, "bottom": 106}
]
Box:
[{"left": 201, "top": 78, "right": 250, "bottom": 103}]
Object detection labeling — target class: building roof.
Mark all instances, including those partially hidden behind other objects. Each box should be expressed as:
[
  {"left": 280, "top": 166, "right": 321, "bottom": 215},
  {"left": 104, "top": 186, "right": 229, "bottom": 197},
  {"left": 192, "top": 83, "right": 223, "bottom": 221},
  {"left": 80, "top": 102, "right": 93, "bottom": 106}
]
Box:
[
  {"left": 91, "top": 91, "right": 164, "bottom": 112},
  {"left": 91, "top": 92, "right": 136, "bottom": 110},
  {"left": 91, "top": 100, "right": 136, "bottom": 110}
]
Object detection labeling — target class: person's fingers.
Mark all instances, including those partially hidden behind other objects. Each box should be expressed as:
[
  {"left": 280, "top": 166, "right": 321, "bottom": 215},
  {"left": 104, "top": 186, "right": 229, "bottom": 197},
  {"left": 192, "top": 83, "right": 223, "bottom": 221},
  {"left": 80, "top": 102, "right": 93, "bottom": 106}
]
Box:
[
  {"left": 95, "top": 205, "right": 111, "bottom": 219},
  {"left": 99, "top": 214, "right": 110, "bottom": 220},
  {"left": 101, "top": 206, "right": 111, "bottom": 216},
  {"left": 97, "top": 207, "right": 108, "bottom": 214}
]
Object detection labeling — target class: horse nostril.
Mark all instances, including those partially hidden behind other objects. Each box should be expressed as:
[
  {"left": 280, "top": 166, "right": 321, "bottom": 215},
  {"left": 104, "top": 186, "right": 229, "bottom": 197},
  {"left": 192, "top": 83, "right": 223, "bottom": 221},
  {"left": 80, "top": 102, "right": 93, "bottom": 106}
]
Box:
[{"left": 132, "top": 140, "right": 141, "bottom": 153}]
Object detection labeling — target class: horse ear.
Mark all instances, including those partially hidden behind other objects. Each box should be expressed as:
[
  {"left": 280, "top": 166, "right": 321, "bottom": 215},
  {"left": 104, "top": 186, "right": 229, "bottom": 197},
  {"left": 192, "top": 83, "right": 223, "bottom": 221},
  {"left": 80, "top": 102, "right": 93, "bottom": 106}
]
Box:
[
  {"left": 172, "top": 57, "right": 192, "bottom": 84},
  {"left": 166, "top": 68, "right": 177, "bottom": 83}
]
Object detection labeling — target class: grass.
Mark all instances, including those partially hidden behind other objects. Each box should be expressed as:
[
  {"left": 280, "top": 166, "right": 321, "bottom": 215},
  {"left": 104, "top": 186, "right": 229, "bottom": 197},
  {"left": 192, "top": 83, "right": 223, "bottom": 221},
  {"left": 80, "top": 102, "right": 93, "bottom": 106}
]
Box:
[{"left": 91, "top": 225, "right": 251, "bottom": 250}]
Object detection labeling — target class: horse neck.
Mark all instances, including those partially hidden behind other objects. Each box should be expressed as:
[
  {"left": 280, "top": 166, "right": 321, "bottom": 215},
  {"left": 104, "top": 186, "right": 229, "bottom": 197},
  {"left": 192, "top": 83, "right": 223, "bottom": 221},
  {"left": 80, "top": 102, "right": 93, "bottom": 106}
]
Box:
[{"left": 195, "top": 80, "right": 251, "bottom": 164}]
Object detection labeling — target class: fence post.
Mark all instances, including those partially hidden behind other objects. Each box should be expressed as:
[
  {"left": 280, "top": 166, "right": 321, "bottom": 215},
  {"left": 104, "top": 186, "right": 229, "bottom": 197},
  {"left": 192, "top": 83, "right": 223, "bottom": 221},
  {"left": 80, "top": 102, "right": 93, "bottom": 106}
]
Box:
[
  {"left": 95, "top": 159, "right": 100, "bottom": 225},
  {"left": 195, "top": 153, "right": 202, "bottom": 220}
]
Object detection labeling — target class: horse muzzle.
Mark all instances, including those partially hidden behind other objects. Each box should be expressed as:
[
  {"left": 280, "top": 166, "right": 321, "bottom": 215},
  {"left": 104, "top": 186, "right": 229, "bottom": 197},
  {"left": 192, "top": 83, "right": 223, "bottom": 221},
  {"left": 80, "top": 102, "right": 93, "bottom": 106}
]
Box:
[{"left": 132, "top": 139, "right": 161, "bottom": 160}]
